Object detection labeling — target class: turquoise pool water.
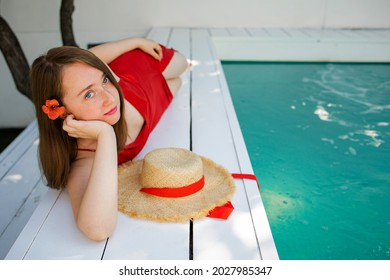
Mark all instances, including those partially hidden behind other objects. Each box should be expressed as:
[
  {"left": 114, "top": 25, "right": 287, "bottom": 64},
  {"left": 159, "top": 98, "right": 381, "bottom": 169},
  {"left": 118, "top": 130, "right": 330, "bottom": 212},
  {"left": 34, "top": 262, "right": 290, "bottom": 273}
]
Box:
[{"left": 222, "top": 62, "right": 390, "bottom": 260}]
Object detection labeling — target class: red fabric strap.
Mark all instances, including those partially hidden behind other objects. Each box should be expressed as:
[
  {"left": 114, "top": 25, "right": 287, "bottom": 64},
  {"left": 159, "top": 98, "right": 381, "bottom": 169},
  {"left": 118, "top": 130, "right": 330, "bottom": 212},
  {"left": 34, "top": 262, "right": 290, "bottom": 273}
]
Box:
[
  {"left": 78, "top": 148, "right": 96, "bottom": 152},
  {"left": 140, "top": 176, "right": 205, "bottom": 198},
  {"left": 231, "top": 173, "right": 260, "bottom": 190},
  {"left": 206, "top": 173, "right": 260, "bottom": 220},
  {"left": 206, "top": 201, "right": 234, "bottom": 220}
]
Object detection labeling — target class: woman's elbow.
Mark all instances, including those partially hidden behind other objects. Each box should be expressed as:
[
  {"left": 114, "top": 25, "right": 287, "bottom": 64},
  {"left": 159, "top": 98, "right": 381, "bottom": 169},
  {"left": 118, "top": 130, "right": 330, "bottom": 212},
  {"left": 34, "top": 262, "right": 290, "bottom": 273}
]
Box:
[
  {"left": 85, "top": 230, "right": 112, "bottom": 241},
  {"left": 78, "top": 219, "right": 117, "bottom": 241}
]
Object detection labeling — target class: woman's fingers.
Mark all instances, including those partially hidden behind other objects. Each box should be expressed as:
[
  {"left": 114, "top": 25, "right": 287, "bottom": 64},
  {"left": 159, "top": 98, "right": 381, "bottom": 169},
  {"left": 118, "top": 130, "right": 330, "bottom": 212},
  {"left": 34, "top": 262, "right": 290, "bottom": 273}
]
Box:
[
  {"left": 62, "top": 115, "right": 100, "bottom": 139},
  {"left": 153, "top": 44, "right": 163, "bottom": 61}
]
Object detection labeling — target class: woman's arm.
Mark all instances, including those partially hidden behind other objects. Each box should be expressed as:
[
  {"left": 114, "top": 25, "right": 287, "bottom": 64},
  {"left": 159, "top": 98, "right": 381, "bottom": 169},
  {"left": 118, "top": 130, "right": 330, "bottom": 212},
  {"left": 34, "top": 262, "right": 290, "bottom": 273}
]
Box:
[
  {"left": 89, "top": 37, "right": 163, "bottom": 64},
  {"left": 64, "top": 116, "right": 118, "bottom": 241}
]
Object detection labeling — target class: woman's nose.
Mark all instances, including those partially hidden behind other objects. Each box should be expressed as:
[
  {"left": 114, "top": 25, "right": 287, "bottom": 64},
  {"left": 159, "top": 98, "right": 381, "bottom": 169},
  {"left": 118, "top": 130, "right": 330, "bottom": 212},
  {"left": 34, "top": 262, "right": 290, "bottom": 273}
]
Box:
[{"left": 101, "top": 87, "right": 114, "bottom": 104}]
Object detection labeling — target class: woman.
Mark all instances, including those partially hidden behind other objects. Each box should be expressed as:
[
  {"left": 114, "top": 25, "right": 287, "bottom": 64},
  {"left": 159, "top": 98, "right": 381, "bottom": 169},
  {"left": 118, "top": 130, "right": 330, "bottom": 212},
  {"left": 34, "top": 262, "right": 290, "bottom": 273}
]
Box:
[{"left": 31, "top": 37, "right": 188, "bottom": 240}]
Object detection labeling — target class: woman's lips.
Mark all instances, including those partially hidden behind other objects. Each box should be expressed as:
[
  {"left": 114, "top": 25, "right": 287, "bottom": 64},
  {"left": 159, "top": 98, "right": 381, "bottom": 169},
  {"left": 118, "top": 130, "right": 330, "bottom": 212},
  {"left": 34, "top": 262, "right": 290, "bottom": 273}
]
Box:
[{"left": 104, "top": 106, "right": 118, "bottom": 116}]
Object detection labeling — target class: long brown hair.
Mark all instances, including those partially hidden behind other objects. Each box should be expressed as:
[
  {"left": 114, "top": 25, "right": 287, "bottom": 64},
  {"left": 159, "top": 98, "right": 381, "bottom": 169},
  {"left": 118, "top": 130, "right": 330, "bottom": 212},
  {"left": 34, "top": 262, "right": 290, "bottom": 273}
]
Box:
[{"left": 31, "top": 46, "right": 127, "bottom": 189}]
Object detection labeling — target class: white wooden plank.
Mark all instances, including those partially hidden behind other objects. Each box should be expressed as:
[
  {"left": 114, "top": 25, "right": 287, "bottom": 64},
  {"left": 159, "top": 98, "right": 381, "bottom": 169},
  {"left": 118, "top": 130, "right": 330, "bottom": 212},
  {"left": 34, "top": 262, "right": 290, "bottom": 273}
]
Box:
[
  {"left": 167, "top": 28, "right": 192, "bottom": 57},
  {"left": 146, "top": 27, "right": 172, "bottom": 45},
  {"left": 193, "top": 179, "right": 262, "bottom": 259},
  {"left": 336, "top": 29, "right": 364, "bottom": 38},
  {"left": 355, "top": 29, "right": 386, "bottom": 39},
  {"left": 5, "top": 186, "right": 60, "bottom": 259},
  {"left": 246, "top": 28, "right": 270, "bottom": 37},
  {"left": 191, "top": 30, "right": 238, "bottom": 163},
  {"left": 344, "top": 29, "right": 389, "bottom": 39},
  {"left": 372, "top": 29, "right": 390, "bottom": 38},
  {"left": 0, "top": 138, "right": 41, "bottom": 235},
  {"left": 22, "top": 190, "right": 107, "bottom": 259},
  {"left": 303, "top": 28, "right": 346, "bottom": 39},
  {"left": 228, "top": 28, "right": 250, "bottom": 37},
  {"left": 209, "top": 28, "right": 230, "bottom": 37},
  {"left": 0, "top": 122, "right": 42, "bottom": 259},
  {"left": 283, "top": 28, "right": 310, "bottom": 38},
  {"left": 207, "top": 32, "right": 279, "bottom": 260},
  {"left": 302, "top": 28, "right": 324, "bottom": 38},
  {"left": 213, "top": 35, "right": 390, "bottom": 62},
  {"left": 0, "top": 179, "right": 47, "bottom": 259},
  {"left": 214, "top": 28, "right": 390, "bottom": 62},
  {"left": 103, "top": 28, "right": 192, "bottom": 260},
  {"left": 191, "top": 28, "right": 262, "bottom": 259},
  {"left": 217, "top": 82, "right": 280, "bottom": 260},
  {"left": 264, "top": 28, "right": 290, "bottom": 38},
  {"left": 103, "top": 215, "right": 190, "bottom": 259}
]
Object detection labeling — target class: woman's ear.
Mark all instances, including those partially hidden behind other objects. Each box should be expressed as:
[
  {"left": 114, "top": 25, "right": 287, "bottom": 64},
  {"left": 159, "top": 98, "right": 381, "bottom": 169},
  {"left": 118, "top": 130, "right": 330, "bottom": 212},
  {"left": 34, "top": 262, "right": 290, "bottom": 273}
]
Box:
[
  {"left": 60, "top": 108, "right": 73, "bottom": 120},
  {"left": 60, "top": 111, "right": 69, "bottom": 120}
]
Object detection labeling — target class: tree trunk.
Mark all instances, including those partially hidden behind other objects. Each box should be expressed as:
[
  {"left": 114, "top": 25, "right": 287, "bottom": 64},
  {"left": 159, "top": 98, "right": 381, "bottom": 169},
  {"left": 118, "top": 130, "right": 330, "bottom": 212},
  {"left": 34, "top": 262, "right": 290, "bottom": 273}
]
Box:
[
  {"left": 0, "top": 15, "right": 31, "bottom": 100},
  {"left": 0, "top": 0, "right": 78, "bottom": 102},
  {"left": 60, "top": 0, "right": 78, "bottom": 47}
]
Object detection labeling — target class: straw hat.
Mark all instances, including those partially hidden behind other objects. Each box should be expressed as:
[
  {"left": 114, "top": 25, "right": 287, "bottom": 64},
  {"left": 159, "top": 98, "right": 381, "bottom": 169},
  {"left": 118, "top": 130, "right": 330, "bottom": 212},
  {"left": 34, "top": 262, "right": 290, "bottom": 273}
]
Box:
[{"left": 118, "top": 148, "right": 236, "bottom": 223}]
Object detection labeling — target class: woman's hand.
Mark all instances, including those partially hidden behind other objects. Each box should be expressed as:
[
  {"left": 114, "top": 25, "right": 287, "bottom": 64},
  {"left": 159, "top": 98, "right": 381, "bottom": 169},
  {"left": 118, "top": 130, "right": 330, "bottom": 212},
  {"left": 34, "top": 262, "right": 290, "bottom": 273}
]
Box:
[
  {"left": 62, "top": 114, "right": 113, "bottom": 140},
  {"left": 137, "top": 38, "right": 163, "bottom": 61}
]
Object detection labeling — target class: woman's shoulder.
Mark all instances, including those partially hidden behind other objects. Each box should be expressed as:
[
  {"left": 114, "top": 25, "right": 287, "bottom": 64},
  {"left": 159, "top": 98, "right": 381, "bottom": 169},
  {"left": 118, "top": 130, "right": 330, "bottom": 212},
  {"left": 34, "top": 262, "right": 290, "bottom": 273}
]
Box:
[{"left": 67, "top": 154, "right": 94, "bottom": 188}]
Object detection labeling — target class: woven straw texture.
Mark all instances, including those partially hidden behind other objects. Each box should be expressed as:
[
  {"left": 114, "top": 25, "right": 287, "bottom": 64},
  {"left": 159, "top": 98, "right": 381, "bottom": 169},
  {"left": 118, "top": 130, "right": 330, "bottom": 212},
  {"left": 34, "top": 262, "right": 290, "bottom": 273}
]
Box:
[{"left": 118, "top": 148, "right": 236, "bottom": 223}]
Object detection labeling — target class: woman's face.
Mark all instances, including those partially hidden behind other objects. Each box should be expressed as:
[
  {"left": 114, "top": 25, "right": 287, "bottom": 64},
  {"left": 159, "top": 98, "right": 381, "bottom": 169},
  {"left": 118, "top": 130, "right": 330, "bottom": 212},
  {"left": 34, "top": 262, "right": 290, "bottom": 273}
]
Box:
[{"left": 61, "top": 62, "right": 120, "bottom": 125}]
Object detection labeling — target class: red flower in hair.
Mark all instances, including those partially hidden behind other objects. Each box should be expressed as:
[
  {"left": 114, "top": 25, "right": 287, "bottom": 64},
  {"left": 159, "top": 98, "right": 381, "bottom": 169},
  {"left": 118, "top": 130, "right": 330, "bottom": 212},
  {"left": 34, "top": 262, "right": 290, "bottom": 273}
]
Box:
[{"left": 42, "top": 99, "right": 66, "bottom": 120}]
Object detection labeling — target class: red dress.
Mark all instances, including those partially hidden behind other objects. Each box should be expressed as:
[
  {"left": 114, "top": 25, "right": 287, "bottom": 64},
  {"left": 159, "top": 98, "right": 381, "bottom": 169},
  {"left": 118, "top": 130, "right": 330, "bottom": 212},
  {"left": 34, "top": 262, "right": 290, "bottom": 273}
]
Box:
[{"left": 108, "top": 45, "right": 175, "bottom": 164}]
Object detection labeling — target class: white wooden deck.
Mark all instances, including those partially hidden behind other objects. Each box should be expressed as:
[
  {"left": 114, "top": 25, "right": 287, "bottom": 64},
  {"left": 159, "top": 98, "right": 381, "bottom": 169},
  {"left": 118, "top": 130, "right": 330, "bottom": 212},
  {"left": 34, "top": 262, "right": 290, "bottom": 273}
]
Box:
[
  {"left": 2, "top": 27, "right": 390, "bottom": 260},
  {"left": 211, "top": 27, "right": 390, "bottom": 62}
]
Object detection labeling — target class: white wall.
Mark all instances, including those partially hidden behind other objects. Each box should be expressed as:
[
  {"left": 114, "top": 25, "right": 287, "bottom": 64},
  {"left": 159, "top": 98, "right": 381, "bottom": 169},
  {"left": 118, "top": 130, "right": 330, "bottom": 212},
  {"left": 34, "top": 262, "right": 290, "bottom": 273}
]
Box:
[{"left": 1, "top": 0, "right": 390, "bottom": 127}]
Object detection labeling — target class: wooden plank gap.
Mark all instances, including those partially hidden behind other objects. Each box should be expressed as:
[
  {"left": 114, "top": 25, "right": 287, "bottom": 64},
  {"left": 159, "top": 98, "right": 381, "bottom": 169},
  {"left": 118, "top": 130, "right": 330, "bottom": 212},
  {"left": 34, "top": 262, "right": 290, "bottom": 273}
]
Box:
[
  {"left": 189, "top": 220, "right": 193, "bottom": 260},
  {"left": 0, "top": 178, "right": 42, "bottom": 239},
  {"left": 166, "top": 28, "right": 173, "bottom": 46},
  {"left": 189, "top": 28, "right": 194, "bottom": 260},
  {"left": 100, "top": 237, "right": 109, "bottom": 260},
  {"left": 243, "top": 28, "right": 251, "bottom": 36},
  {"left": 20, "top": 189, "right": 63, "bottom": 259},
  {"left": 281, "top": 28, "right": 292, "bottom": 37}
]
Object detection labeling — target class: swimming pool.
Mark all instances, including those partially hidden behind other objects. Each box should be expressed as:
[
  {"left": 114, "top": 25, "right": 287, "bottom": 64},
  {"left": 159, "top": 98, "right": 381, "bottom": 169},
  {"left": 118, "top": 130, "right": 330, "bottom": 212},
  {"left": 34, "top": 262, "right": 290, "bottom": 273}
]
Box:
[{"left": 222, "top": 62, "right": 390, "bottom": 260}]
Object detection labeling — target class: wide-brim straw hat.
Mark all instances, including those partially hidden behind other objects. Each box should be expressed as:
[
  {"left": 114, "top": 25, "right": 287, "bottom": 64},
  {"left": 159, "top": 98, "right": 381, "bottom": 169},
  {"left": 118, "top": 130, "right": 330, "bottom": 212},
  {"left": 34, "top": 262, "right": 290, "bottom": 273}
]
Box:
[{"left": 118, "top": 148, "right": 236, "bottom": 223}]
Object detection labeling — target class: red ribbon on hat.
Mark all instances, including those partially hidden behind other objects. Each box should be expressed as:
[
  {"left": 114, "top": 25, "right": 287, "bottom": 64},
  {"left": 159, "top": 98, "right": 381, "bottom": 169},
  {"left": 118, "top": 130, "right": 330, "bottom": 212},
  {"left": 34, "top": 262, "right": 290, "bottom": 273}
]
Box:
[
  {"left": 140, "top": 176, "right": 205, "bottom": 198},
  {"left": 206, "top": 173, "right": 260, "bottom": 220}
]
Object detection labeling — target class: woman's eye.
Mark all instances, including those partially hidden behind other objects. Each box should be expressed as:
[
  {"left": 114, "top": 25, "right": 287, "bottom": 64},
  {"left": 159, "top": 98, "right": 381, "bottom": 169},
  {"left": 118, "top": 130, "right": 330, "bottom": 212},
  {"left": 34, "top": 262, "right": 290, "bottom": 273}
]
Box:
[
  {"left": 85, "top": 91, "right": 95, "bottom": 99},
  {"left": 103, "top": 76, "right": 109, "bottom": 84}
]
